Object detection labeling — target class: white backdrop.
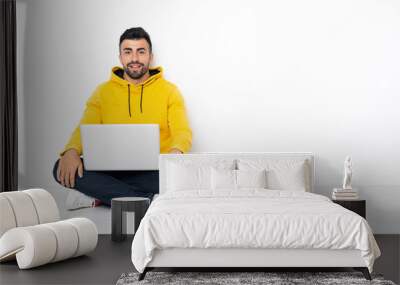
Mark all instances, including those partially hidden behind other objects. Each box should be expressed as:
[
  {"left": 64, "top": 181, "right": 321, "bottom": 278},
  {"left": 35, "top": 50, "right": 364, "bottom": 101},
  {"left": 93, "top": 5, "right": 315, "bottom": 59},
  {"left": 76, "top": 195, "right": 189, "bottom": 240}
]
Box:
[{"left": 16, "top": 0, "right": 400, "bottom": 233}]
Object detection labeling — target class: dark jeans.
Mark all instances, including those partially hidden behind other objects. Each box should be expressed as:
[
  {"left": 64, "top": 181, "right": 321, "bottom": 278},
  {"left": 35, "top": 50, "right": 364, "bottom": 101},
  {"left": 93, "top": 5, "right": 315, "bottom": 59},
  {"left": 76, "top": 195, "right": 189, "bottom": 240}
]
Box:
[{"left": 52, "top": 159, "right": 159, "bottom": 206}]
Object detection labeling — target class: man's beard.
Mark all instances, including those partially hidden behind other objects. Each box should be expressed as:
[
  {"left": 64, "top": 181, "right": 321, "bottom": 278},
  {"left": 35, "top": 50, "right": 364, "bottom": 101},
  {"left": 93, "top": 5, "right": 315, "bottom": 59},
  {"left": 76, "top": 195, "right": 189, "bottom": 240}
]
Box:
[{"left": 124, "top": 62, "right": 149, "bottom": 80}]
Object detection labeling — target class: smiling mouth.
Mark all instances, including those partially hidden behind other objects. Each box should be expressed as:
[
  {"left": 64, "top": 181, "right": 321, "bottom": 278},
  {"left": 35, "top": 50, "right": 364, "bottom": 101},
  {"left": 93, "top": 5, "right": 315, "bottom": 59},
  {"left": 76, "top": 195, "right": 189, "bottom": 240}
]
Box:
[{"left": 129, "top": 64, "right": 142, "bottom": 68}]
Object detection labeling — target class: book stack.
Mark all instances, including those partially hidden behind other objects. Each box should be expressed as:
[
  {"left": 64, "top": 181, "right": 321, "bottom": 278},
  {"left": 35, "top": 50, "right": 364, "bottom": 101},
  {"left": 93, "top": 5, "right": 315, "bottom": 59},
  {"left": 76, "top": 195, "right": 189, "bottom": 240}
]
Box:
[{"left": 332, "top": 188, "right": 359, "bottom": 200}]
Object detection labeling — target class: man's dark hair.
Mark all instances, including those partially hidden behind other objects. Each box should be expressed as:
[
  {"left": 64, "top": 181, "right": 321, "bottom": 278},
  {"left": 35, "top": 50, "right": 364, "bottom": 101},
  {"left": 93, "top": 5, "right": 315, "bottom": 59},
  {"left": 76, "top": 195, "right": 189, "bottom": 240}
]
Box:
[{"left": 119, "top": 27, "right": 152, "bottom": 52}]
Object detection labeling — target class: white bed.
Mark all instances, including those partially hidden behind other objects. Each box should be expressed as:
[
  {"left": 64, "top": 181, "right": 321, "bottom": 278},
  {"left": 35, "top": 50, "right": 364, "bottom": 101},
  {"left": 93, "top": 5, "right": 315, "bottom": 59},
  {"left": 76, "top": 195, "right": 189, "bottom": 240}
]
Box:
[{"left": 131, "top": 153, "right": 380, "bottom": 280}]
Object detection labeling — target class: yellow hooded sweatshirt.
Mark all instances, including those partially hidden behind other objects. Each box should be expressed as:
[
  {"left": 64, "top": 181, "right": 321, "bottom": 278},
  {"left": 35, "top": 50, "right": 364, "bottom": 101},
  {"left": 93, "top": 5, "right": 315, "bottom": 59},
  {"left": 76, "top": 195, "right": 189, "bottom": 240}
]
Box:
[{"left": 61, "top": 66, "right": 192, "bottom": 156}]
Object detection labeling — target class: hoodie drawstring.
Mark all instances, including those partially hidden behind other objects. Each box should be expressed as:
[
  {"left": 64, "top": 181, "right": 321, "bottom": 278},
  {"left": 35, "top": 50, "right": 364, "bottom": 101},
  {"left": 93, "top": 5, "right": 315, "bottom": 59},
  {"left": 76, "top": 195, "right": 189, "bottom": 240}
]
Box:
[
  {"left": 127, "top": 84, "right": 144, "bottom": 116},
  {"left": 140, "top": 85, "right": 144, "bottom": 113},
  {"left": 128, "top": 84, "right": 131, "bottom": 117}
]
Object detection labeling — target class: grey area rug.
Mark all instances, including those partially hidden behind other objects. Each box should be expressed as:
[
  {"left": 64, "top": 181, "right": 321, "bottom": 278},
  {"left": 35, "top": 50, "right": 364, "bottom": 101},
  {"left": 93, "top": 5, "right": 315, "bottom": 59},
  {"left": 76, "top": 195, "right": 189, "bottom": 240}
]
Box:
[{"left": 116, "top": 272, "right": 396, "bottom": 285}]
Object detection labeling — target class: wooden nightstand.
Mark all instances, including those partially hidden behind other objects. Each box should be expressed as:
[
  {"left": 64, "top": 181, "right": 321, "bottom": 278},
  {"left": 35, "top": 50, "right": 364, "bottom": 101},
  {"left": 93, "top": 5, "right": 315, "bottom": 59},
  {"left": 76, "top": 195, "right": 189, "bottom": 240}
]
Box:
[{"left": 332, "top": 199, "right": 366, "bottom": 219}]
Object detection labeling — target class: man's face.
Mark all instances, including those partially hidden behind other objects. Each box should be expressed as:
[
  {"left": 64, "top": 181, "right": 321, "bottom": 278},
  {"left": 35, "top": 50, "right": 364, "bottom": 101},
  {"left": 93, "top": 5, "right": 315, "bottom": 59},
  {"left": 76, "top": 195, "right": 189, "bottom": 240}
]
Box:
[{"left": 119, "top": 39, "right": 152, "bottom": 80}]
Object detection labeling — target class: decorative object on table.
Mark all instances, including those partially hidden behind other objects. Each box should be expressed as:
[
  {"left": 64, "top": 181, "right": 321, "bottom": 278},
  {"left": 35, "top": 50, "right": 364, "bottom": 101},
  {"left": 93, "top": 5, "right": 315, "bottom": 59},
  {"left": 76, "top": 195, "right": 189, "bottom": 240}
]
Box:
[
  {"left": 116, "top": 271, "right": 394, "bottom": 285},
  {"left": 332, "top": 155, "right": 359, "bottom": 200},
  {"left": 343, "top": 155, "right": 353, "bottom": 190},
  {"left": 0, "top": 188, "right": 98, "bottom": 269},
  {"left": 332, "top": 199, "right": 366, "bottom": 219},
  {"left": 111, "top": 197, "right": 150, "bottom": 242}
]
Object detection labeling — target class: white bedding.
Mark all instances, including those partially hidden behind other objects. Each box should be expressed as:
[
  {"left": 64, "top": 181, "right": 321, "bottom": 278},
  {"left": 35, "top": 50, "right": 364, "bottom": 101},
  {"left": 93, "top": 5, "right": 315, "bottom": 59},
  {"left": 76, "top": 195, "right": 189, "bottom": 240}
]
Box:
[{"left": 131, "top": 190, "right": 380, "bottom": 273}]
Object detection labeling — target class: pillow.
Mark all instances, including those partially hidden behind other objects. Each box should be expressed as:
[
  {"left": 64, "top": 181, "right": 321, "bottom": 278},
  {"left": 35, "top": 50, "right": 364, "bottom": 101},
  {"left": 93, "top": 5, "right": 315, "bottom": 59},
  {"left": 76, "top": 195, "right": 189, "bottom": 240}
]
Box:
[
  {"left": 211, "top": 169, "right": 267, "bottom": 190},
  {"left": 167, "top": 163, "right": 210, "bottom": 191},
  {"left": 211, "top": 168, "right": 236, "bottom": 190},
  {"left": 237, "top": 159, "right": 309, "bottom": 191},
  {"left": 236, "top": 169, "right": 267, "bottom": 188},
  {"left": 166, "top": 159, "right": 235, "bottom": 192}
]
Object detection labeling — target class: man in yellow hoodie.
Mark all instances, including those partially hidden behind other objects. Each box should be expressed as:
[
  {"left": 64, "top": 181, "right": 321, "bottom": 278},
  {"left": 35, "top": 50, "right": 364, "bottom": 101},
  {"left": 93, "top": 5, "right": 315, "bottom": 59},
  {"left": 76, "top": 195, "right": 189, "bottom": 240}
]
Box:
[{"left": 52, "top": 27, "right": 192, "bottom": 209}]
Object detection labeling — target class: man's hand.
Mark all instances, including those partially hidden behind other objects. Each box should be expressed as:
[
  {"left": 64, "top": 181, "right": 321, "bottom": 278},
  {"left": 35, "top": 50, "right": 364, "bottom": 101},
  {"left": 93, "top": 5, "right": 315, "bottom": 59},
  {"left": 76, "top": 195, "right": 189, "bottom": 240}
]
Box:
[
  {"left": 169, "top": 148, "right": 183, "bottom": 154},
  {"left": 57, "top": 149, "right": 83, "bottom": 189}
]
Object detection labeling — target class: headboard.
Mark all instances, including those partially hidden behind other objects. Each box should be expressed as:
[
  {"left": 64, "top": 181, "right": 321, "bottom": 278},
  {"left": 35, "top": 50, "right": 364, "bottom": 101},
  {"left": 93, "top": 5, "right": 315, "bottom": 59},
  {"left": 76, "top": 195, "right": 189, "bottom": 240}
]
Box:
[{"left": 159, "top": 152, "right": 315, "bottom": 194}]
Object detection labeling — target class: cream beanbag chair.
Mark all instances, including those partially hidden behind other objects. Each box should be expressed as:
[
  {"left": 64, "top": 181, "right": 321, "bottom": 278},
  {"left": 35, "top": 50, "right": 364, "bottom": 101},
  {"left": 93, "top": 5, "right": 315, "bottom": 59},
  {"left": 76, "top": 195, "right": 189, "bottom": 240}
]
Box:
[{"left": 0, "top": 189, "right": 98, "bottom": 269}]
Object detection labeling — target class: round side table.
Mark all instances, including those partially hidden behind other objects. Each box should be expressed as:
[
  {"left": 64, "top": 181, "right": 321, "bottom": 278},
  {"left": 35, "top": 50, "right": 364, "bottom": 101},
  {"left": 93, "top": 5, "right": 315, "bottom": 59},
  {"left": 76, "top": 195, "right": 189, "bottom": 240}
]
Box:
[{"left": 111, "top": 197, "right": 150, "bottom": 242}]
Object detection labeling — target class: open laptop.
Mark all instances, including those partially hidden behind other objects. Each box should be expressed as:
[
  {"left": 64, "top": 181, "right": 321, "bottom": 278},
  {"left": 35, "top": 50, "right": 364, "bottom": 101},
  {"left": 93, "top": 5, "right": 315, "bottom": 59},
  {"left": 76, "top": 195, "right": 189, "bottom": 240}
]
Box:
[{"left": 80, "top": 124, "right": 159, "bottom": 171}]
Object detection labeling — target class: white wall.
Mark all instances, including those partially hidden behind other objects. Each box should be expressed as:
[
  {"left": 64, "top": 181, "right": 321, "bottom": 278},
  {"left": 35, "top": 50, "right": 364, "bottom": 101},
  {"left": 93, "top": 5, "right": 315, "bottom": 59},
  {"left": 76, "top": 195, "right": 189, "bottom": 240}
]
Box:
[{"left": 17, "top": 0, "right": 400, "bottom": 233}]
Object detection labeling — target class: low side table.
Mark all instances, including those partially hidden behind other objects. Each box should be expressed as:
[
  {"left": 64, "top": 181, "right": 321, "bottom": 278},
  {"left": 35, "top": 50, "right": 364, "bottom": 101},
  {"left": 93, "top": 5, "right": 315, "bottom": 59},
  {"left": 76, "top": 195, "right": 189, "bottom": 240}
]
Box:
[
  {"left": 111, "top": 197, "right": 150, "bottom": 242},
  {"left": 332, "top": 199, "right": 366, "bottom": 219}
]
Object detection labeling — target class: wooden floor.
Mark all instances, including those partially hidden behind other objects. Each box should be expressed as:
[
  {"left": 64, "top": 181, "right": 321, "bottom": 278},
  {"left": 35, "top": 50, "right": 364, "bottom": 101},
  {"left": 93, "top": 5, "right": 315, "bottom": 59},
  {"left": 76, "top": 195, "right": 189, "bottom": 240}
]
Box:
[{"left": 0, "top": 235, "right": 398, "bottom": 285}]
